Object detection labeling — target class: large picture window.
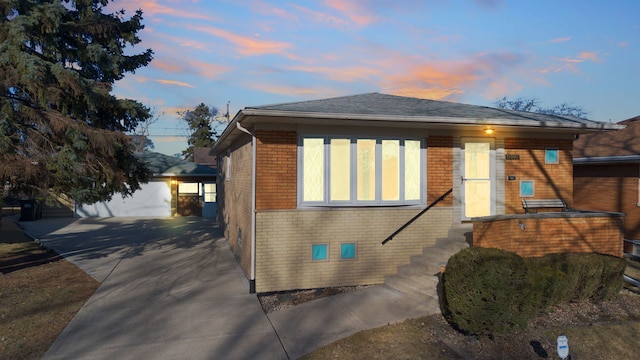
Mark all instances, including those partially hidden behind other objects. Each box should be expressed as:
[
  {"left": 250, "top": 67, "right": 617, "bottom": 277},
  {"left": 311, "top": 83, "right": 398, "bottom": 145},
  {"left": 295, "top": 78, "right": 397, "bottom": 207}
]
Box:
[{"left": 299, "top": 136, "right": 425, "bottom": 206}]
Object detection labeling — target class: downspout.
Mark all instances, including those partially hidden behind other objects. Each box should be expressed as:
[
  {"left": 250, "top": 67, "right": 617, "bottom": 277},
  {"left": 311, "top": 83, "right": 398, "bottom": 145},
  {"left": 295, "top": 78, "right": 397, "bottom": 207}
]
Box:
[{"left": 235, "top": 121, "right": 257, "bottom": 293}]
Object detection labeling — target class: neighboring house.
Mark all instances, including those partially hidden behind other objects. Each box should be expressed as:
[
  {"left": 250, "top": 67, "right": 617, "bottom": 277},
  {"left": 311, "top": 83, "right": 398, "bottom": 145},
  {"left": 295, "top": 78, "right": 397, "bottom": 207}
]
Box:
[
  {"left": 211, "top": 93, "right": 620, "bottom": 293},
  {"left": 193, "top": 147, "right": 218, "bottom": 169},
  {"left": 574, "top": 115, "right": 640, "bottom": 241},
  {"left": 76, "top": 152, "right": 217, "bottom": 218}
]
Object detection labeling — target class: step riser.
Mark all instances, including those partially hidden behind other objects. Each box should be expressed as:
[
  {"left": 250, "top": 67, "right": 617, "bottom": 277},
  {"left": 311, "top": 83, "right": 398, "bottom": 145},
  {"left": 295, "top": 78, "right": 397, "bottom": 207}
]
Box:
[{"left": 385, "top": 231, "right": 472, "bottom": 305}]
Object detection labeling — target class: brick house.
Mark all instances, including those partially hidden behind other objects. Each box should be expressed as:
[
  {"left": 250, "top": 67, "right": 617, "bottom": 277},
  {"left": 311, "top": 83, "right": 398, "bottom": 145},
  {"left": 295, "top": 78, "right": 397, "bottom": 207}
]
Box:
[
  {"left": 574, "top": 115, "right": 640, "bottom": 242},
  {"left": 212, "top": 93, "right": 619, "bottom": 293}
]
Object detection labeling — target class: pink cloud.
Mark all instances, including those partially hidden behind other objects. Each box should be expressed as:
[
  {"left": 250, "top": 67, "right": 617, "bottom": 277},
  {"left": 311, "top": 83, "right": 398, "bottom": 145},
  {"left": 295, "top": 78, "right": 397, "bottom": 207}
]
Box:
[
  {"left": 322, "top": 0, "right": 378, "bottom": 26},
  {"left": 548, "top": 37, "right": 572, "bottom": 43},
  {"left": 578, "top": 51, "right": 600, "bottom": 62},
  {"left": 254, "top": 1, "right": 300, "bottom": 24},
  {"left": 377, "top": 52, "right": 526, "bottom": 101},
  {"left": 154, "top": 79, "right": 196, "bottom": 88},
  {"left": 110, "top": 0, "right": 215, "bottom": 21},
  {"left": 287, "top": 65, "right": 382, "bottom": 82},
  {"left": 189, "top": 25, "right": 294, "bottom": 57},
  {"left": 247, "top": 83, "right": 337, "bottom": 98},
  {"left": 547, "top": 51, "right": 600, "bottom": 73},
  {"left": 291, "top": 4, "right": 350, "bottom": 28}
]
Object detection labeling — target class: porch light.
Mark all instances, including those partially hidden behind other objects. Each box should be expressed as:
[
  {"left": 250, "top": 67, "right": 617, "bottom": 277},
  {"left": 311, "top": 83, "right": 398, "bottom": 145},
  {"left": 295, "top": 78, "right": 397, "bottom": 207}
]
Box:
[{"left": 483, "top": 127, "right": 495, "bottom": 135}]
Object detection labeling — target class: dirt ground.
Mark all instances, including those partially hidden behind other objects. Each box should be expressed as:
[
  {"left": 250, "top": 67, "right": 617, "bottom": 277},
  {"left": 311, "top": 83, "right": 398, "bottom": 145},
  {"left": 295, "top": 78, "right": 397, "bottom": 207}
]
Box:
[{"left": 260, "top": 284, "right": 640, "bottom": 359}]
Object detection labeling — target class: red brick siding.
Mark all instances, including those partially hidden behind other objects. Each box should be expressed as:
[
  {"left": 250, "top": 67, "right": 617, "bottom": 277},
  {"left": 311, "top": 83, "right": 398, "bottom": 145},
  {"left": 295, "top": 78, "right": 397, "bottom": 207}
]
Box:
[
  {"left": 256, "top": 130, "right": 297, "bottom": 210},
  {"left": 473, "top": 215, "right": 624, "bottom": 258},
  {"left": 504, "top": 138, "right": 573, "bottom": 214},
  {"left": 427, "top": 136, "right": 453, "bottom": 206},
  {"left": 575, "top": 163, "right": 640, "bottom": 240}
]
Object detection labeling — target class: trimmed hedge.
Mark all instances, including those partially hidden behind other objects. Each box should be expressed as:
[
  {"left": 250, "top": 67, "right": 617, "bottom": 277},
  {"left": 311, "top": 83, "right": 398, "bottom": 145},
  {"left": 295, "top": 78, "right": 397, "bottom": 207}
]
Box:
[
  {"left": 443, "top": 248, "right": 626, "bottom": 336},
  {"left": 442, "top": 248, "right": 539, "bottom": 336}
]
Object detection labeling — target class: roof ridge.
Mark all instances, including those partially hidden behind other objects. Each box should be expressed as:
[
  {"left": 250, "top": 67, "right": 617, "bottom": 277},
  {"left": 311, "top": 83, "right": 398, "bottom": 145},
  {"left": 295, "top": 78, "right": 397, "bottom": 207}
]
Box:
[{"left": 246, "top": 92, "right": 380, "bottom": 110}]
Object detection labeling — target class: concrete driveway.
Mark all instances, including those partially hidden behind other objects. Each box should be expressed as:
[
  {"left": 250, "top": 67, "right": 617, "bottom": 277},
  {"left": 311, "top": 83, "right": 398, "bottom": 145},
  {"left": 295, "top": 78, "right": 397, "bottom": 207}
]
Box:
[{"left": 20, "top": 217, "right": 287, "bottom": 360}]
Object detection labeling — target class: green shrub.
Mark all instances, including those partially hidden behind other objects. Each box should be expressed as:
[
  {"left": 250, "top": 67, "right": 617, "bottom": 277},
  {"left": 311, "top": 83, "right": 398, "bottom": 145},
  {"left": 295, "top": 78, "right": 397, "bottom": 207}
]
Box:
[
  {"left": 525, "top": 258, "right": 569, "bottom": 307},
  {"left": 443, "top": 247, "right": 540, "bottom": 336},
  {"left": 443, "top": 249, "right": 627, "bottom": 337},
  {"left": 592, "top": 253, "right": 626, "bottom": 300},
  {"left": 534, "top": 253, "right": 626, "bottom": 302}
]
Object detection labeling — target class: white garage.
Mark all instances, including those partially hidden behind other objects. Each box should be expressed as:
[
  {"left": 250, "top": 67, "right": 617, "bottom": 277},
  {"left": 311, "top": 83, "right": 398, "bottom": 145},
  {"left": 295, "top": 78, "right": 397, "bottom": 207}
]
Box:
[{"left": 75, "top": 152, "right": 217, "bottom": 218}]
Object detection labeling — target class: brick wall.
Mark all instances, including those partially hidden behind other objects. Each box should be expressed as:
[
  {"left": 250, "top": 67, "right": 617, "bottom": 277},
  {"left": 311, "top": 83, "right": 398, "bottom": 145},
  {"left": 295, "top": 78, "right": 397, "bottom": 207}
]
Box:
[
  {"left": 428, "top": 136, "right": 453, "bottom": 206},
  {"left": 255, "top": 130, "right": 297, "bottom": 210},
  {"left": 504, "top": 138, "right": 573, "bottom": 214},
  {"left": 575, "top": 163, "right": 640, "bottom": 240},
  {"left": 254, "top": 207, "right": 453, "bottom": 293},
  {"left": 473, "top": 213, "right": 624, "bottom": 258},
  {"left": 218, "top": 135, "right": 254, "bottom": 277}
]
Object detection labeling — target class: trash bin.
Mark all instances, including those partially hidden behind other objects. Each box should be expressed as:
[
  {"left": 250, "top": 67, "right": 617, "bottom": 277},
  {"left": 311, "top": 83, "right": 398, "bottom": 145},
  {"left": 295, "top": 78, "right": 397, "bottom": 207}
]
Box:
[{"left": 20, "top": 199, "right": 38, "bottom": 221}]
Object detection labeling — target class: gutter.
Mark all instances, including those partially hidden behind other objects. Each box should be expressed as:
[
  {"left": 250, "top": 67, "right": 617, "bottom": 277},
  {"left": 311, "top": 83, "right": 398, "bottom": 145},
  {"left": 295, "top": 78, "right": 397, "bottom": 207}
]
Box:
[
  {"left": 234, "top": 120, "right": 258, "bottom": 294},
  {"left": 238, "top": 109, "right": 624, "bottom": 131},
  {"left": 574, "top": 155, "right": 640, "bottom": 165}
]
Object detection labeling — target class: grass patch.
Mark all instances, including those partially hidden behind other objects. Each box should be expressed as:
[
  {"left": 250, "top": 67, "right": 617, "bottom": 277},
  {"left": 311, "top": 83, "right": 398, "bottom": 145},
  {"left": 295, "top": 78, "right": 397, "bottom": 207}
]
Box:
[{"left": 0, "top": 216, "right": 99, "bottom": 360}]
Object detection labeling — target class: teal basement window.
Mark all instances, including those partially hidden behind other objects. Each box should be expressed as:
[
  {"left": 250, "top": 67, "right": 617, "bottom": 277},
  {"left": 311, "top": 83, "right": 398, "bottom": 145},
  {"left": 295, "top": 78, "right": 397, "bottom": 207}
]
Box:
[
  {"left": 312, "top": 244, "right": 328, "bottom": 261},
  {"left": 545, "top": 148, "right": 559, "bottom": 164},
  {"left": 341, "top": 243, "right": 356, "bottom": 260}
]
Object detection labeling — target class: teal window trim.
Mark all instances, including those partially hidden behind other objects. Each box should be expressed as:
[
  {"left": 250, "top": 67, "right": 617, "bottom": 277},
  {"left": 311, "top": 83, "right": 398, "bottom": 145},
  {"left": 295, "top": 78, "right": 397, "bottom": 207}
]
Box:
[{"left": 312, "top": 244, "right": 329, "bottom": 261}]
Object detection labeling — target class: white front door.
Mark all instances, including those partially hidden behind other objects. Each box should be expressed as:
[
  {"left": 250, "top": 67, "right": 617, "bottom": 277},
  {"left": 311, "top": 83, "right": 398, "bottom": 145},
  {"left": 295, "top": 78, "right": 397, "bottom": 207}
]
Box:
[{"left": 461, "top": 138, "right": 494, "bottom": 220}]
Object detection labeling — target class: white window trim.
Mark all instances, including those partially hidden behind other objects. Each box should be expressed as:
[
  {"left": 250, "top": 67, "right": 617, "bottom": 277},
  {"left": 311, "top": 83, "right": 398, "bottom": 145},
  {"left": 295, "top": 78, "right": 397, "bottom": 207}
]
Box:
[{"left": 297, "top": 135, "right": 426, "bottom": 207}]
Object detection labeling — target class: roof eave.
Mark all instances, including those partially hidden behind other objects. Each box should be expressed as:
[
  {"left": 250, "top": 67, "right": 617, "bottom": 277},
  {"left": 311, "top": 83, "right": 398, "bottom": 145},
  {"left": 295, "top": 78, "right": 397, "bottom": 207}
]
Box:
[
  {"left": 211, "top": 108, "right": 623, "bottom": 153},
  {"left": 574, "top": 155, "right": 640, "bottom": 165}
]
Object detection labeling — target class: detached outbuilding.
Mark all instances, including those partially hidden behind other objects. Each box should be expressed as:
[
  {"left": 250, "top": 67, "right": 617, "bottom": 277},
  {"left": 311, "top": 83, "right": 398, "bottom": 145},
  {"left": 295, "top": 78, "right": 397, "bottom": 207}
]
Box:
[
  {"left": 76, "top": 152, "right": 217, "bottom": 218},
  {"left": 212, "top": 93, "right": 620, "bottom": 293}
]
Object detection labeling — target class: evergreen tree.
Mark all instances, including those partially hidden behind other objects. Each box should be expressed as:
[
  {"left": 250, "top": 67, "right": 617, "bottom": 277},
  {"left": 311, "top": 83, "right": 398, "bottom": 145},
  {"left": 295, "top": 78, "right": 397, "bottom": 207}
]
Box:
[
  {"left": 0, "top": 0, "right": 154, "bottom": 205},
  {"left": 179, "top": 103, "right": 218, "bottom": 161}
]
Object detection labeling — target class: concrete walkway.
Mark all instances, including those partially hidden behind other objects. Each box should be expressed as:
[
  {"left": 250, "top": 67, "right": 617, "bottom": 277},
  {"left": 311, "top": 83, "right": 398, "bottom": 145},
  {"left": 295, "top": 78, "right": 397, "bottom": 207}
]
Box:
[{"left": 18, "top": 217, "right": 438, "bottom": 359}]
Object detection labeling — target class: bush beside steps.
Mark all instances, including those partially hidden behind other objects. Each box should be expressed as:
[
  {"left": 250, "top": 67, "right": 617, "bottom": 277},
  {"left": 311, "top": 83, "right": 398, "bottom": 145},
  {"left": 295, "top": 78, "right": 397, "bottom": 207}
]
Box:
[{"left": 442, "top": 247, "right": 626, "bottom": 336}]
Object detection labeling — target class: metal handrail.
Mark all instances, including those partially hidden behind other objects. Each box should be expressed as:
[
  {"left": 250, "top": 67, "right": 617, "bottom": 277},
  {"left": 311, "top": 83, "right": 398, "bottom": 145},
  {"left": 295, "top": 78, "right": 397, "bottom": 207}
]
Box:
[{"left": 382, "top": 188, "right": 453, "bottom": 245}]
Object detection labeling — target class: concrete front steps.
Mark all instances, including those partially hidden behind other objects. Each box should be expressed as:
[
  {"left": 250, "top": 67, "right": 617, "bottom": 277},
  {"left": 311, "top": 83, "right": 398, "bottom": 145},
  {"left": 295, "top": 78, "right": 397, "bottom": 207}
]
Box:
[{"left": 384, "top": 225, "right": 472, "bottom": 309}]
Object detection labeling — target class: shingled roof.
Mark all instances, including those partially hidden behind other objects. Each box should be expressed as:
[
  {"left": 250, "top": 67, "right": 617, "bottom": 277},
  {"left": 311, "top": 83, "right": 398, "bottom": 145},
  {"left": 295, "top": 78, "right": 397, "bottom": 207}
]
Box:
[
  {"left": 213, "top": 93, "right": 621, "bottom": 153},
  {"left": 137, "top": 152, "right": 217, "bottom": 177},
  {"left": 574, "top": 116, "right": 640, "bottom": 160}
]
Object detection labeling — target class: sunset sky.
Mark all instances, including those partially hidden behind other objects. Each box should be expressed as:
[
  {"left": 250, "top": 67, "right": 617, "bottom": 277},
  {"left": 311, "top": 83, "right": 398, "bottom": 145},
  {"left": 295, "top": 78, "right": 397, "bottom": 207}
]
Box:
[{"left": 107, "top": 0, "right": 640, "bottom": 156}]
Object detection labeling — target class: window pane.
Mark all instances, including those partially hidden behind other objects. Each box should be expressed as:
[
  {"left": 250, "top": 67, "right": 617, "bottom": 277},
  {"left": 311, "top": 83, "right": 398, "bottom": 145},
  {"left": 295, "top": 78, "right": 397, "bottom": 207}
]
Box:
[
  {"left": 382, "top": 140, "right": 399, "bottom": 201},
  {"left": 330, "top": 138, "right": 351, "bottom": 201},
  {"left": 465, "top": 142, "right": 490, "bottom": 179},
  {"left": 179, "top": 182, "right": 199, "bottom": 194},
  {"left": 303, "top": 138, "right": 324, "bottom": 201},
  {"left": 405, "top": 140, "right": 421, "bottom": 200},
  {"left": 312, "top": 244, "right": 328, "bottom": 261},
  {"left": 357, "top": 139, "right": 376, "bottom": 201},
  {"left": 341, "top": 243, "right": 356, "bottom": 259},
  {"left": 204, "top": 183, "right": 216, "bottom": 202}
]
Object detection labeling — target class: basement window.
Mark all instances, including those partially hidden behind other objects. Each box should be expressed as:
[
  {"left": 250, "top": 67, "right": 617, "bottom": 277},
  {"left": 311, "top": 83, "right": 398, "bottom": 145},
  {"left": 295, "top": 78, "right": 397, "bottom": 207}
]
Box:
[{"left": 311, "top": 244, "right": 329, "bottom": 261}]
